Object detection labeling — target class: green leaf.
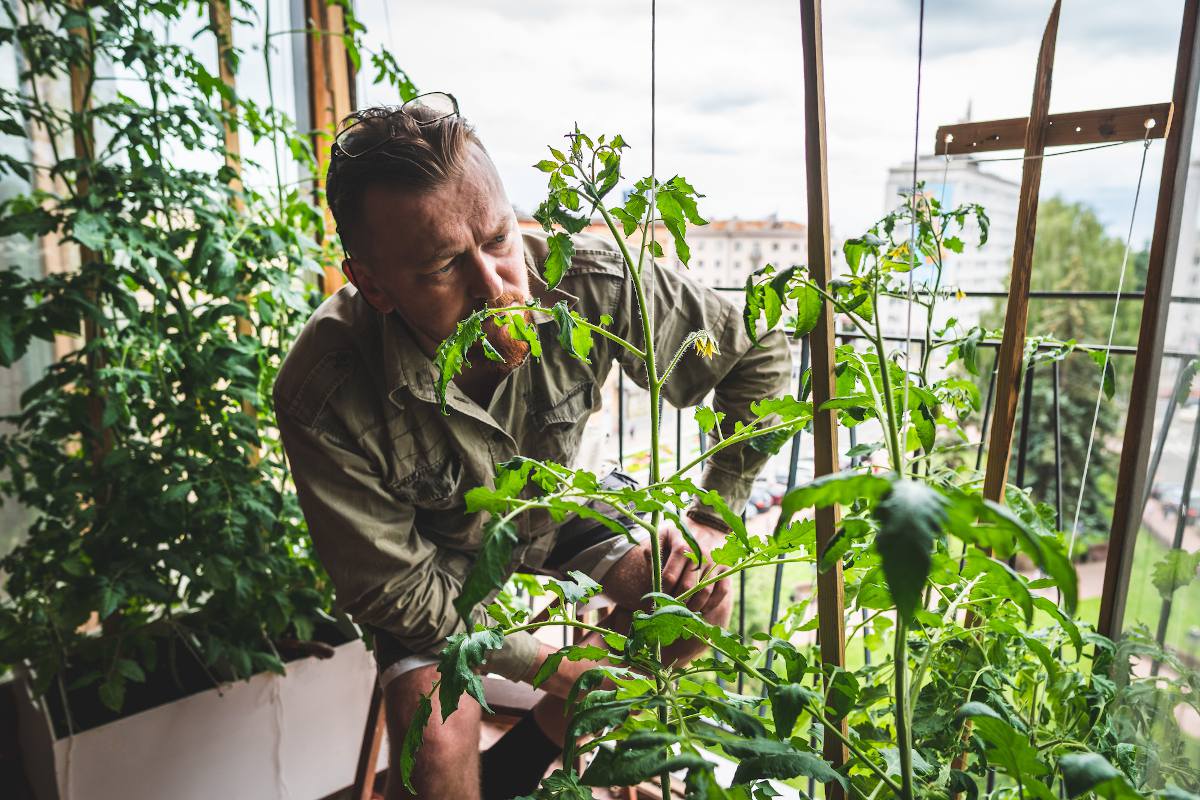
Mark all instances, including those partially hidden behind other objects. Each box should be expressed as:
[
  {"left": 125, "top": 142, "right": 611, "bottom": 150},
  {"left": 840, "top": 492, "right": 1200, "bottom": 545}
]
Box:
[
  {"left": 1090, "top": 350, "right": 1116, "bottom": 400},
  {"left": 543, "top": 232, "right": 575, "bottom": 289},
  {"left": 790, "top": 282, "right": 822, "bottom": 337},
  {"left": 514, "top": 768, "right": 595, "bottom": 799},
  {"left": 767, "top": 683, "right": 817, "bottom": 738},
  {"left": 454, "top": 521, "right": 519, "bottom": 622},
  {"left": 433, "top": 309, "right": 489, "bottom": 413},
  {"left": 547, "top": 570, "right": 601, "bottom": 605},
  {"left": 817, "top": 528, "right": 850, "bottom": 574},
  {"left": 963, "top": 550, "right": 1034, "bottom": 625},
  {"left": 733, "top": 747, "right": 841, "bottom": 788},
  {"left": 535, "top": 159, "right": 558, "bottom": 172},
  {"left": 98, "top": 677, "right": 125, "bottom": 712},
  {"left": 1032, "top": 596, "right": 1082, "bottom": 651},
  {"left": 1059, "top": 753, "right": 1139, "bottom": 799},
  {"left": 774, "top": 471, "right": 892, "bottom": 538},
  {"left": 743, "top": 273, "right": 764, "bottom": 345},
  {"left": 1151, "top": 548, "right": 1200, "bottom": 601},
  {"left": 957, "top": 703, "right": 1048, "bottom": 780},
  {"left": 399, "top": 694, "right": 432, "bottom": 793},
  {"left": 71, "top": 210, "right": 109, "bottom": 251},
  {"left": 532, "top": 643, "right": 609, "bottom": 687},
  {"left": 436, "top": 628, "right": 505, "bottom": 720},
  {"left": 581, "top": 744, "right": 709, "bottom": 787},
  {"left": 695, "top": 406, "right": 726, "bottom": 435},
  {"left": 115, "top": 658, "right": 146, "bottom": 683},
  {"left": 550, "top": 302, "right": 594, "bottom": 364},
  {"left": 872, "top": 480, "right": 946, "bottom": 623}
]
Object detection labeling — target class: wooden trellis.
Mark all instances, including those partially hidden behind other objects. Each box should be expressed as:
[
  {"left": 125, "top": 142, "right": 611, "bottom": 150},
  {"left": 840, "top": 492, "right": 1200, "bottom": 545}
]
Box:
[{"left": 1100, "top": 0, "right": 1200, "bottom": 639}]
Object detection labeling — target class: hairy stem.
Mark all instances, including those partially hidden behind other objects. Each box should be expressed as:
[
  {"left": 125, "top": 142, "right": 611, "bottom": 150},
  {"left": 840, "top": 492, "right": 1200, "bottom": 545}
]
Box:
[{"left": 894, "top": 616, "right": 914, "bottom": 800}]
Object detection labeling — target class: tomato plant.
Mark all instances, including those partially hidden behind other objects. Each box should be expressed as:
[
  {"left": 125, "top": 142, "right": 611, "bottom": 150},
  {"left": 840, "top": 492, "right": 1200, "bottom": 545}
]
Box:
[{"left": 407, "top": 127, "right": 1200, "bottom": 799}]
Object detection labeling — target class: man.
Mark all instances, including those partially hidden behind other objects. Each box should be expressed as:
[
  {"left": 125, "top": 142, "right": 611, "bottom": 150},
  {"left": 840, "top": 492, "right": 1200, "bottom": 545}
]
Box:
[{"left": 273, "top": 94, "right": 791, "bottom": 799}]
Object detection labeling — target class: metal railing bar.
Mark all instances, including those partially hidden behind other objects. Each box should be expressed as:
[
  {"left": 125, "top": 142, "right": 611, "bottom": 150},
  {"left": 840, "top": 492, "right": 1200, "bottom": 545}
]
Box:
[
  {"left": 1151, "top": 398, "right": 1200, "bottom": 673},
  {"left": 1142, "top": 356, "right": 1198, "bottom": 511},
  {"left": 705, "top": 285, "right": 1200, "bottom": 305},
  {"left": 764, "top": 337, "right": 812, "bottom": 674}
]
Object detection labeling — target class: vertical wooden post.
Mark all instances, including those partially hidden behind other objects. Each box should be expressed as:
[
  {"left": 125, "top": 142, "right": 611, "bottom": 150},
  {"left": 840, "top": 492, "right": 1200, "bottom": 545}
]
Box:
[
  {"left": 1099, "top": 0, "right": 1200, "bottom": 639},
  {"left": 981, "top": 0, "right": 1061, "bottom": 505},
  {"left": 304, "top": 0, "right": 354, "bottom": 295},
  {"left": 209, "top": 0, "right": 259, "bottom": 435},
  {"left": 209, "top": 0, "right": 245, "bottom": 209},
  {"left": 66, "top": 0, "right": 109, "bottom": 471},
  {"left": 799, "top": 1, "right": 847, "bottom": 790}
]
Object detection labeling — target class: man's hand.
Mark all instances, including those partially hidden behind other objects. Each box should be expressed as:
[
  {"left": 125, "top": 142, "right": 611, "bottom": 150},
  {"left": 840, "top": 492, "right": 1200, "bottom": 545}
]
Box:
[{"left": 653, "top": 519, "right": 731, "bottom": 617}]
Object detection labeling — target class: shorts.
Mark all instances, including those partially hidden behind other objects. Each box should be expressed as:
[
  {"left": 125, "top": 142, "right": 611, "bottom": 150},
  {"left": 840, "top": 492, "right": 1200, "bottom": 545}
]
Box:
[{"left": 370, "top": 470, "right": 648, "bottom": 689}]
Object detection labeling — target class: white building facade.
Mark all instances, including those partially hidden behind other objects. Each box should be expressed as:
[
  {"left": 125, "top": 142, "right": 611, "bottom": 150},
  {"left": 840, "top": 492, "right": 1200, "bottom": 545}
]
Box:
[{"left": 877, "top": 156, "right": 1019, "bottom": 338}]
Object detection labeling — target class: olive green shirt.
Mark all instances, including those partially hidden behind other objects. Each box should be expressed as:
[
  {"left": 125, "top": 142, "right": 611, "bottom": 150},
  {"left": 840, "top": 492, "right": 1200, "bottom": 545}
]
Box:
[{"left": 273, "top": 230, "right": 791, "bottom": 680}]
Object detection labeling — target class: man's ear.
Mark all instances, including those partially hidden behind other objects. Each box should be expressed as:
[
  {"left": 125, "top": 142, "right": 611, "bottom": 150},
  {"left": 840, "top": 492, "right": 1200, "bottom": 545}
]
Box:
[{"left": 342, "top": 257, "right": 396, "bottom": 314}]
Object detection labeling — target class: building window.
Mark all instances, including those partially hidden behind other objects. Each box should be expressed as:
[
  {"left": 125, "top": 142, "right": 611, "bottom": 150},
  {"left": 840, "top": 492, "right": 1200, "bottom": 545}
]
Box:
[
  {"left": 772, "top": 242, "right": 780, "bottom": 251},
  {"left": 734, "top": 242, "right": 742, "bottom": 251},
  {"left": 791, "top": 243, "right": 800, "bottom": 251}
]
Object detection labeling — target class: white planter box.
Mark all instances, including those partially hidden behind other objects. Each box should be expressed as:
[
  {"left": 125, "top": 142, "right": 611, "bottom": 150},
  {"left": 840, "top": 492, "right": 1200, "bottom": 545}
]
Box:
[{"left": 16, "top": 639, "right": 387, "bottom": 800}]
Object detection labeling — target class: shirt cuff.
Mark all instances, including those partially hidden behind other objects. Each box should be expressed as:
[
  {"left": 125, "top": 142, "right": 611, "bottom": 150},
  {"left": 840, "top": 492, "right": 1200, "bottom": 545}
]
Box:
[{"left": 482, "top": 630, "right": 540, "bottom": 682}]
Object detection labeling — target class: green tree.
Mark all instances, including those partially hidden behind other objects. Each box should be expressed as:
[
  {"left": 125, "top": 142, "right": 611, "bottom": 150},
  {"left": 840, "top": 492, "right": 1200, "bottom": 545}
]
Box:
[{"left": 988, "top": 197, "right": 1145, "bottom": 547}]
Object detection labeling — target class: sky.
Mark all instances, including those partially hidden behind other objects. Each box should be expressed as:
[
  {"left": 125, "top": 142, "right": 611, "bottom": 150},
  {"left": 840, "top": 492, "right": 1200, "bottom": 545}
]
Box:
[{"left": 349, "top": 0, "right": 1192, "bottom": 248}]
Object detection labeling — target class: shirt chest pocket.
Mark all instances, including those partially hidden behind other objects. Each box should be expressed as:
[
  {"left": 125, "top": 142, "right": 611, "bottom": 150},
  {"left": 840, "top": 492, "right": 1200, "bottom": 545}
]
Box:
[
  {"left": 386, "top": 426, "right": 464, "bottom": 511},
  {"left": 524, "top": 379, "right": 597, "bottom": 466}
]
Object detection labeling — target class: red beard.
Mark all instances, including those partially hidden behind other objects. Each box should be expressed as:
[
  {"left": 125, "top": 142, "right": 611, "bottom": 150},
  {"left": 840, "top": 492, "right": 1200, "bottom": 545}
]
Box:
[{"left": 479, "top": 291, "right": 531, "bottom": 375}]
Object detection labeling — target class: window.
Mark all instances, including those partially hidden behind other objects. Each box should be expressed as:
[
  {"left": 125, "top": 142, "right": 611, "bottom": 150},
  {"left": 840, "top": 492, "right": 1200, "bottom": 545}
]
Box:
[
  {"left": 792, "top": 243, "right": 800, "bottom": 251},
  {"left": 734, "top": 242, "right": 742, "bottom": 251},
  {"left": 772, "top": 242, "right": 780, "bottom": 251}
]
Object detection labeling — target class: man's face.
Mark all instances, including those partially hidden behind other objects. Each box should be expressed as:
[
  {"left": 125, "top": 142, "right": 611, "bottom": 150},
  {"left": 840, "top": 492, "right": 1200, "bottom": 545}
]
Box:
[{"left": 344, "top": 144, "right": 531, "bottom": 364}]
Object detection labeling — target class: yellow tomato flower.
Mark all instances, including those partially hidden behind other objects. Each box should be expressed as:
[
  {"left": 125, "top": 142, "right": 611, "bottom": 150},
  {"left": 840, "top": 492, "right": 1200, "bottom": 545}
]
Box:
[{"left": 693, "top": 331, "right": 719, "bottom": 360}]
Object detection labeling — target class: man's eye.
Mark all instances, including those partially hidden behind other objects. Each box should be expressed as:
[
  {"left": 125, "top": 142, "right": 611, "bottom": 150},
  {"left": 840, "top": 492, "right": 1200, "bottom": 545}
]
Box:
[{"left": 491, "top": 233, "right": 507, "bottom": 245}]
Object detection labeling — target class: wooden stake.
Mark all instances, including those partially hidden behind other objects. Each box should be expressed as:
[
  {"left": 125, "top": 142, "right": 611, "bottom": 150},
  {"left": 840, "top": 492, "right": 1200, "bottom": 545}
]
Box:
[
  {"left": 66, "top": 0, "right": 110, "bottom": 472},
  {"left": 209, "top": 0, "right": 259, "bottom": 436},
  {"left": 305, "top": 0, "right": 354, "bottom": 295},
  {"left": 982, "top": 0, "right": 1062, "bottom": 505},
  {"left": 1099, "top": 0, "right": 1200, "bottom": 639},
  {"left": 799, "top": 1, "right": 848, "bottom": 792}
]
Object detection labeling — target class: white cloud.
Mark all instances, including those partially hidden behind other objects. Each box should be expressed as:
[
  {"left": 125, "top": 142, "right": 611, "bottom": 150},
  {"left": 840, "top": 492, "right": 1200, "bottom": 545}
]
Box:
[{"left": 356, "top": 0, "right": 1188, "bottom": 246}]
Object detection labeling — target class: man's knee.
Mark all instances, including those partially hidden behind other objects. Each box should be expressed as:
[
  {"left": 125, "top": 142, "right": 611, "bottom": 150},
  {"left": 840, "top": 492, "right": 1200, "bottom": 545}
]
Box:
[{"left": 384, "top": 664, "right": 481, "bottom": 769}]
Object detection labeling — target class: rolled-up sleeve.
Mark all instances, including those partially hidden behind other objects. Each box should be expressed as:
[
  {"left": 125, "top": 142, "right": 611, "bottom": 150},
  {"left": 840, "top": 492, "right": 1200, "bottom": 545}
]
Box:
[
  {"left": 276, "top": 413, "right": 538, "bottom": 680},
  {"left": 609, "top": 263, "right": 793, "bottom": 514}
]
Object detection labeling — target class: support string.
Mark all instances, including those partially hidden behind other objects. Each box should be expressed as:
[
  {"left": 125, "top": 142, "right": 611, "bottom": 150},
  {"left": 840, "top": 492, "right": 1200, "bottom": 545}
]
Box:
[
  {"left": 1068, "top": 130, "right": 1154, "bottom": 555},
  {"left": 968, "top": 138, "right": 1138, "bottom": 164},
  {"left": 900, "top": 0, "right": 927, "bottom": 472}
]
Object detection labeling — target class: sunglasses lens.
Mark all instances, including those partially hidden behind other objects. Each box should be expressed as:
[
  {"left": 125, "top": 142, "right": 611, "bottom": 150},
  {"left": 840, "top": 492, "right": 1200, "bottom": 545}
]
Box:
[
  {"left": 335, "top": 122, "right": 381, "bottom": 158},
  {"left": 403, "top": 92, "right": 458, "bottom": 123}
]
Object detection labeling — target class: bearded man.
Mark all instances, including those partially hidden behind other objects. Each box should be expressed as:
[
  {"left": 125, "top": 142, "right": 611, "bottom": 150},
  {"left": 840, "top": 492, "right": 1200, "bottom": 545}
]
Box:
[{"left": 273, "top": 93, "right": 791, "bottom": 800}]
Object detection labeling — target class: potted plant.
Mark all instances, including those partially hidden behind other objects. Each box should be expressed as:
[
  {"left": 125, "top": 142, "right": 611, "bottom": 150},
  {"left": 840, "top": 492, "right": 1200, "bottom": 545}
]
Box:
[{"left": 0, "top": 1, "right": 411, "bottom": 797}]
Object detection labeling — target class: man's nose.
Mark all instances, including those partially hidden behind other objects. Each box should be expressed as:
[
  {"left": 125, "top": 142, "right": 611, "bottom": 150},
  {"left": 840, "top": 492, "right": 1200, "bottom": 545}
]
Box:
[{"left": 465, "top": 250, "right": 505, "bottom": 300}]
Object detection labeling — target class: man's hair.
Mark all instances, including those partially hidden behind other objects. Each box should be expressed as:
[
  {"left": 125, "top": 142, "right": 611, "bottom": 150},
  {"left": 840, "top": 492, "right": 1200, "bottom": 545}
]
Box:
[{"left": 326, "top": 103, "right": 482, "bottom": 259}]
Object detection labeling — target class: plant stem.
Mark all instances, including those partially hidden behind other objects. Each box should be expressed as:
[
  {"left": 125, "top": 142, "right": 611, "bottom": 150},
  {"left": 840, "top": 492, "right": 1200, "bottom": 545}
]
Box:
[
  {"left": 871, "top": 277, "right": 906, "bottom": 476},
  {"left": 487, "top": 305, "right": 645, "bottom": 359},
  {"left": 894, "top": 616, "right": 914, "bottom": 800}
]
